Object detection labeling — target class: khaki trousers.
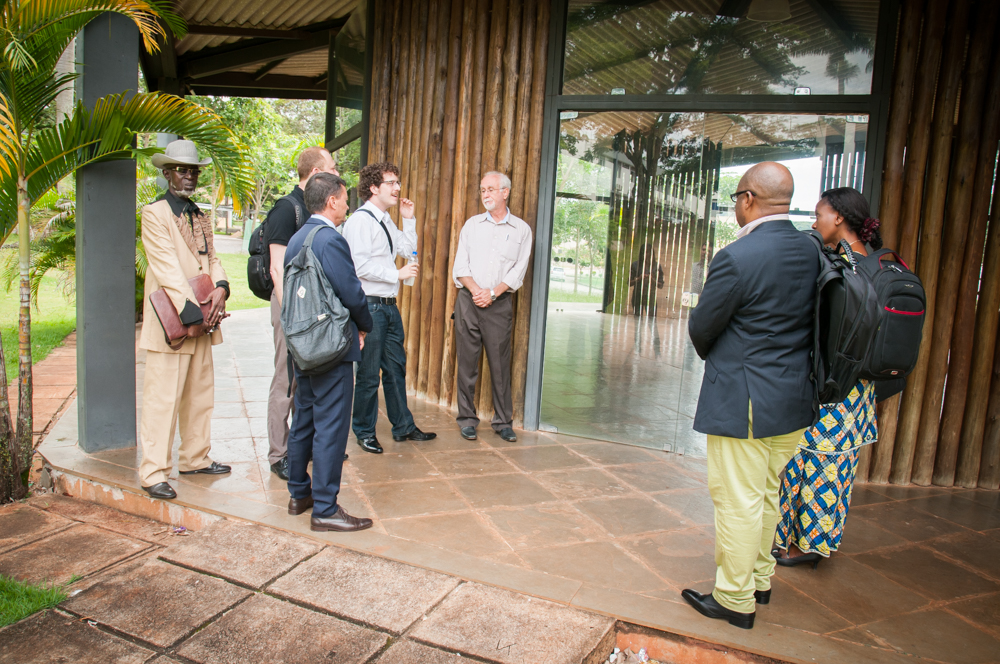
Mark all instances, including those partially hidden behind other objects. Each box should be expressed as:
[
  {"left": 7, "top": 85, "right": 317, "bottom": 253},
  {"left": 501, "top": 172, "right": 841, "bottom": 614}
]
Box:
[
  {"left": 267, "top": 292, "right": 294, "bottom": 464},
  {"left": 706, "top": 405, "right": 804, "bottom": 614},
  {"left": 139, "top": 336, "right": 215, "bottom": 486}
]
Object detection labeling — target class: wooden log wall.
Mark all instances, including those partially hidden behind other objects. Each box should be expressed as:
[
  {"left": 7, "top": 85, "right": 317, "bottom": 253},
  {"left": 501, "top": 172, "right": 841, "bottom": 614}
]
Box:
[
  {"left": 365, "top": 0, "right": 549, "bottom": 426},
  {"left": 861, "top": 0, "right": 1000, "bottom": 489}
]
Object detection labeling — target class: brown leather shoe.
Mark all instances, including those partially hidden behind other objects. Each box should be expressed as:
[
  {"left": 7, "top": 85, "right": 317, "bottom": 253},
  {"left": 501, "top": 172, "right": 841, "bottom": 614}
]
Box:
[
  {"left": 310, "top": 505, "right": 373, "bottom": 532},
  {"left": 287, "top": 495, "right": 314, "bottom": 515}
]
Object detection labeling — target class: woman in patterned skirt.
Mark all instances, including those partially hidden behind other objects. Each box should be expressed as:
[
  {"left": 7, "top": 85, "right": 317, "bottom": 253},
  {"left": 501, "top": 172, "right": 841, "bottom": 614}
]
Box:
[{"left": 773, "top": 187, "right": 882, "bottom": 567}]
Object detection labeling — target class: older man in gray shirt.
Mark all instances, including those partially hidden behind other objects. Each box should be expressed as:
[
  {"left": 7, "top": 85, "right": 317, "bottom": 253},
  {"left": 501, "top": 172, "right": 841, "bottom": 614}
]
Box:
[{"left": 452, "top": 171, "right": 532, "bottom": 442}]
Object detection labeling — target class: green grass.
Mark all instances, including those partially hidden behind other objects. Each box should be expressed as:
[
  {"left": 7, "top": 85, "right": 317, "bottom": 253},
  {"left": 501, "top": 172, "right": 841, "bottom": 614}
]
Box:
[
  {"left": 217, "top": 253, "right": 269, "bottom": 312},
  {"left": 548, "top": 289, "right": 603, "bottom": 304},
  {"left": 0, "top": 574, "right": 69, "bottom": 627},
  {"left": 1, "top": 267, "right": 77, "bottom": 382}
]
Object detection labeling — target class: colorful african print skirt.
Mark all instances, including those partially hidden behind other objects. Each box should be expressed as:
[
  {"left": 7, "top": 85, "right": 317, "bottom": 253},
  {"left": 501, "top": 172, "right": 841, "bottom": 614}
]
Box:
[{"left": 775, "top": 380, "right": 876, "bottom": 557}]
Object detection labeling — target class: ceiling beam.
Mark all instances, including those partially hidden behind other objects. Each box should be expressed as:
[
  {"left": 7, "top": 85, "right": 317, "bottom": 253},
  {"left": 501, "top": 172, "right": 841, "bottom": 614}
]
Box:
[
  {"left": 716, "top": 0, "right": 752, "bottom": 18},
  {"left": 181, "top": 32, "right": 332, "bottom": 79},
  {"left": 185, "top": 25, "right": 312, "bottom": 40},
  {"left": 187, "top": 85, "right": 328, "bottom": 100},
  {"left": 253, "top": 59, "right": 285, "bottom": 80},
  {"left": 190, "top": 72, "right": 327, "bottom": 92}
]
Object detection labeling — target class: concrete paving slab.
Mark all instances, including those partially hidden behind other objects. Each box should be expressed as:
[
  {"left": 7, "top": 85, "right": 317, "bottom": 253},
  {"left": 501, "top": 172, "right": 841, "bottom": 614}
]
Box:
[
  {"left": 27, "top": 493, "right": 172, "bottom": 544},
  {"left": 176, "top": 594, "right": 387, "bottom": 664},
  {"left": 269, "top": 546, "right": 460, "bottom": 634},
  {"left": 0, "top": 610, "right": 153, "bottom": 664},
  {"left": 0, "top": 503, "right": 74, "bottom": 554},
  {"left": 61, "top": 558, "right": 251, "bottom": 647},
  {"left": 159, "top": 519, "right": 322, "bottom": 589},
  {"left": 0, "top": 524, "right": 149, "bottom": 585},
  {"left": 376, "top": 640, "right": 467, "bottom": 663},
  {"left": 410, "top": 582, "right": 615, "bottom": 664}
]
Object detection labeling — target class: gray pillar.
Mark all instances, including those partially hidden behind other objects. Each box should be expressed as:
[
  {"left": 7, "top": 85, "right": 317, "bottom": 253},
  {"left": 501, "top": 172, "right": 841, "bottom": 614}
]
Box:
[{"left": 75, "top": 13, "right": 139, "bottom": 452}]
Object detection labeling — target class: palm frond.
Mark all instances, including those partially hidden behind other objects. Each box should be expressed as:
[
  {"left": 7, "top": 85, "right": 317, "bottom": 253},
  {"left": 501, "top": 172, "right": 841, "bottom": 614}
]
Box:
[
  {"left": 0, "top": 95, "right": 16, "bottom": 178},
  {"left": 7, "top": 0, "right": 184, "bottom": 57},
  {"left": 0, "top": 92, "right": 254, "bottom": 241}
]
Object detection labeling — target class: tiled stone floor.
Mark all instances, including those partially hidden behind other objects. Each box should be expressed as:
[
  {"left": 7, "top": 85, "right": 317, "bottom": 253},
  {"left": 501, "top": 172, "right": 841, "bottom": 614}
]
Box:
[
  {"left": 0, "top": 499, "right": 616, "bottom": 664},
  {"left": 35, "top": 308, "right": 1000, "bottom": 664}
]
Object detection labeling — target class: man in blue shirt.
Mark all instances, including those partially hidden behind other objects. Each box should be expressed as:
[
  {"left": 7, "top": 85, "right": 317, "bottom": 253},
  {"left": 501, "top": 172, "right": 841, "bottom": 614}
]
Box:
[{"left": 283, "top": 173, "right": 374, "bottom": 532}]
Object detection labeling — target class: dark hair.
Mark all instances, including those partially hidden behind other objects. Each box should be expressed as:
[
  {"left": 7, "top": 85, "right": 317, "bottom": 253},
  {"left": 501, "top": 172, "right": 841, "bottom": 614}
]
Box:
[
  {"left": 820, "top": 187, "right": 883, "bottom": 250},
  {"left": 297, "top": 146, "right": 332, "bottom": 180},
  {"left": 304, "top": 172, "right": 347, "bottom": 214},
  {"left": 358, "top": 161, "right": 400, "bottom": 201}
]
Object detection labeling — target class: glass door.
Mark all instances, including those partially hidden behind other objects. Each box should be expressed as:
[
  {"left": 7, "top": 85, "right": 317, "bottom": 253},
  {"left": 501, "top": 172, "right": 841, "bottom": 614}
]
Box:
[{"left": 539, "top": 111, "right": 867, "bottom": 456}]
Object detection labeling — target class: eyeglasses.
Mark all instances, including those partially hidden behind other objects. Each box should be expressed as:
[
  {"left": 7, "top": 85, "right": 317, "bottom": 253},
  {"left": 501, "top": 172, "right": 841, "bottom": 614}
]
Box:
[
  {"left": 380, "top": 179, "right": 402, "bottom": 188},
  {"left": 481, "top": 187, "right": 507, "bottom": 195},
  {"left": 730, "top": 190, "right": 754, "bottom": 203},
  {"left": 170, "top": 167, "right": 201, "bottom": 177}
]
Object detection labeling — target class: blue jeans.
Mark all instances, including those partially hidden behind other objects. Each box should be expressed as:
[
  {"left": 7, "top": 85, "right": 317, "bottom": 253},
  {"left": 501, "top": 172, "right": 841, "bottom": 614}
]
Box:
[{"left": 352, "top": 302, "right": 415, "bottom": 439}]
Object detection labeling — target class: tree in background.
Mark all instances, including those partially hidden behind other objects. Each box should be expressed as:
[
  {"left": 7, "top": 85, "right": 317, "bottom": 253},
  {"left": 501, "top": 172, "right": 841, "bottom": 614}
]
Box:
[{"left": 0, "top": 0, "right": 254, "bottom": 503}]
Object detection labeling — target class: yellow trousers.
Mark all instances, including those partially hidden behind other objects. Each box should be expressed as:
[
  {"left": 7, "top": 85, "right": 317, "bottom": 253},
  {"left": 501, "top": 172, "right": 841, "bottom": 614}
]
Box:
[
  {"left": 139, "top": 336, "right": 215, "bottom": 486},
  {"left": 706, "top": 406, "right": 804, "bottom": 614}
]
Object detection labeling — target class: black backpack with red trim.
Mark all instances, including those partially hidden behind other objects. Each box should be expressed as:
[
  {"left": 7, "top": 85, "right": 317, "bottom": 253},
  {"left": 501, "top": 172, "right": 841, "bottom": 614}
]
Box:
[{"left": 858, "top": 248, "right": 926, "bottom": 381}]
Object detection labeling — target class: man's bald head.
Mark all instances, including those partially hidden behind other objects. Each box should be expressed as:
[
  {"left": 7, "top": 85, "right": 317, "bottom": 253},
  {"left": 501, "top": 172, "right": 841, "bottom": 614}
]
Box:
[{"left": 734, "top": 161, "right": 794, "bottom": 226}]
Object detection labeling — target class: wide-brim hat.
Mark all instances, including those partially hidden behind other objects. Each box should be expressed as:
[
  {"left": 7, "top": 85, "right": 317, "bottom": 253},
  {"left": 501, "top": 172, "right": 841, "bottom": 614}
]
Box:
[{"left": 151, "top": 139, "right": 212, "bottom": 169}]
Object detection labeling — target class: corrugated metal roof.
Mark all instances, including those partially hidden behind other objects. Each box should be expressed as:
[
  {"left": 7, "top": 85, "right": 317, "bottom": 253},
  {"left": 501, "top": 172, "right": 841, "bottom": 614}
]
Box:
[{"left": 173, "top": 0, "right": 359, "bottom": 56}]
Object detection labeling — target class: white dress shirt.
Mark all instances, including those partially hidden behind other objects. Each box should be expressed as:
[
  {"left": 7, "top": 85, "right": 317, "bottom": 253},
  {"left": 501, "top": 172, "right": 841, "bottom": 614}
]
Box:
[
  {"left": 452, "top": 208, "right": 532, "bottom": 291},
  {"left": 341, "top": 200, "right": 418, "bottom": 297},
  {"left": 735, "top": 213, "right": 791, "bottom": 239}
]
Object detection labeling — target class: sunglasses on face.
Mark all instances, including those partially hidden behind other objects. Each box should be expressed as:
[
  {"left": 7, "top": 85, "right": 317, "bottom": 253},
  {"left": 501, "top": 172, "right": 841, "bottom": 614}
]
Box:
[{"left": 170, "top": 167, "right": 201, "bottom": 177}]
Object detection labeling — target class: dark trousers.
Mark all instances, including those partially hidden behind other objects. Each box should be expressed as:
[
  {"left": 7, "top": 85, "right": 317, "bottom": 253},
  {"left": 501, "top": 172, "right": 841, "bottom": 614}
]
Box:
[
  {"left": 287, "top": 361, "right": 354, "bottom": 518},
  {"left": 454, "top": 288, "right": 514, "bottom": 430},
  {"left": 351, "top": 301, "right": 415, "bottom": 439}
]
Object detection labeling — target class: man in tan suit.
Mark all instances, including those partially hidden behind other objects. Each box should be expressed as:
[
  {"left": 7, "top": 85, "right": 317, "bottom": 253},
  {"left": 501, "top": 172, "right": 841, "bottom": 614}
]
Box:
[{"left": 138, "top": 140, "right": 231, "bottom": 499}]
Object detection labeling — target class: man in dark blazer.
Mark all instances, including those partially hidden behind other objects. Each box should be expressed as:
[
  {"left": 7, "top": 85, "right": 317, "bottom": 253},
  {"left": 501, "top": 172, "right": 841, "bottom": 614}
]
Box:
[
  {"left": 283, "top": 173, "right": 375, "bottom": 532},
  {"left": 682, "top": 162, "right": 819, "bottom": 629}
]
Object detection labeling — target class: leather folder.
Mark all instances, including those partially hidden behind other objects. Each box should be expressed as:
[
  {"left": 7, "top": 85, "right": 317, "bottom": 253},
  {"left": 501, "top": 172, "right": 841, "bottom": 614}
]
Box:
[{"left": 150, "top": 273, "right": 216, "bottom": 350}]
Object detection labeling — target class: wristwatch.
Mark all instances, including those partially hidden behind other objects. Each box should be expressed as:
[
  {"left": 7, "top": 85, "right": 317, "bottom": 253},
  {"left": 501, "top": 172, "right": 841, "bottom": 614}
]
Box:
[{"left": 490, "top": 289, "right": 496, "bottom": 301}]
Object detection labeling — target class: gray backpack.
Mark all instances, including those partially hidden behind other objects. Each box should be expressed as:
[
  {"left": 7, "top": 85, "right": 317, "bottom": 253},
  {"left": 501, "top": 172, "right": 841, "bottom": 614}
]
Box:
[{"left": 280, "top": 225, "right": 351, "bottom": 375}]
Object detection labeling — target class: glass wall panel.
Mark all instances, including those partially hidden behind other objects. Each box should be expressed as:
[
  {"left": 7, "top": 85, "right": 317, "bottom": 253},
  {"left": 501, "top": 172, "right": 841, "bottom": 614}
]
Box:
[
  {"left": 563, "top": 0, "right": 880, "bottom": 96},
  {"left": 540, "top": 111, "right": 867, "bottom": 454}
]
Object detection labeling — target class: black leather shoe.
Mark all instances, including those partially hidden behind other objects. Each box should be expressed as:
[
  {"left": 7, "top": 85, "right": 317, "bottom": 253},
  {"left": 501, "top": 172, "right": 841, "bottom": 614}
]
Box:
[
  {"left": 681, "top": 589, "right": 755, "bottom": 629},
  {"left": 311, "top": 505, "right": 374, "bottom": 532},
  {"left": 179, "top": 461, "right": 231, "bottom": 475},
  {"left": 270, "top": 457, "right": 289, "bottom": 481},
  {"left": 496, "top": 427, "right": 517, "bottom": 442},
  {"left": 775, "top": 552, "right": 823, "bottom": 569},
  {"left": 344, "top": 453, "right": 349, "bottom": 461},
  {"left": 754, "top": 589, "right": 771, "bottom": 605},
  {"left": 392, "top": 427, "right": 437, "bottom": 442},
  {"left": 357, "top": 437, "right": 383, "bottom": 454},
  {"left": 142, "top": 482, "right": 176, "bottom": 500},
  {"left": 288, "top": 495, "right": 314, "bottom": 515},
  {"left": 460, "top": 426, "right": 477, "bottom": 440}
]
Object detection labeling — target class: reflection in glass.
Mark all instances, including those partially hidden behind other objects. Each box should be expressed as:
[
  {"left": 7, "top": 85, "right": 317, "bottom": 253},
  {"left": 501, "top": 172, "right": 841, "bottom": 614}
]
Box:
[
  {"left": 563, "top": 0, "right": 880, "bottom": 96},
  {"left": 540, "top": 111, "right": 867, "bottom": 455}
]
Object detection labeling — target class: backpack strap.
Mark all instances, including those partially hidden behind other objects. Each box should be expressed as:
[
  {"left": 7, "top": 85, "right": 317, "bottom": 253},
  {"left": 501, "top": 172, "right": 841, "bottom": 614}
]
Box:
[
  {"left": 357, "top": 207, "right": 394, "bottom": 254},
  {"left": 302, "top": 222, "right": 332, "bottom": 249}
]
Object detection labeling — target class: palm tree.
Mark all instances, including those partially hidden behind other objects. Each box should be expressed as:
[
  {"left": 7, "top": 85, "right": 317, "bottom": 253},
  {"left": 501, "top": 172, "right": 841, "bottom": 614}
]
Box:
[{"left": 0, "top": 0, "right": 254, "bottom": 503}]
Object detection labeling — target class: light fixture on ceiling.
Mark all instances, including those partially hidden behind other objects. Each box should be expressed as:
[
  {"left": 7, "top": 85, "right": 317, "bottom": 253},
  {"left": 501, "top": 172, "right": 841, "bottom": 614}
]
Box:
[{"left": 747, "top": 0, "right": 792, "bottom": 22}]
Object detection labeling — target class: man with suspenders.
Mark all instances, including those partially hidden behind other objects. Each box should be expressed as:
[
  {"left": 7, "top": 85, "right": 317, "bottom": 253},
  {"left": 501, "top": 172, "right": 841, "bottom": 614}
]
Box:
[{"left": 340, "top": 162, "right": 437, "bottom": 453}]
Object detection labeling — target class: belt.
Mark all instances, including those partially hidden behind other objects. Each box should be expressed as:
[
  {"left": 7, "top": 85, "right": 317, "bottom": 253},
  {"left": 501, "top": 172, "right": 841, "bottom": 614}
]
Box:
[{"left": 367, "top": 296, "right": 397, "bottom": 305}]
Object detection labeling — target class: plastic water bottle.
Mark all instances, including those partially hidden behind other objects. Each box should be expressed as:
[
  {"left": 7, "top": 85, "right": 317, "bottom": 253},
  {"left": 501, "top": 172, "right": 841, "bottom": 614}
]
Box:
[{"left": 403, "top": 251, "right": 417, "bottom": 286}]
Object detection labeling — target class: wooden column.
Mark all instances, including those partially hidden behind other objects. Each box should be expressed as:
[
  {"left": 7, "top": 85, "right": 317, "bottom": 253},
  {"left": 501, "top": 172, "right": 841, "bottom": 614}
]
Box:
[
  {"left": 933, "top": 24, "right": 1000, "bottom": 486},
  {"left": 889, "top": 0, "right": 971, "bottom": 485},
  {"left": 911, "top": 0, "right": 997, "bottom": 486},
  {"left": 956, "top": 170, "right": 1000, "bottom": 487}
]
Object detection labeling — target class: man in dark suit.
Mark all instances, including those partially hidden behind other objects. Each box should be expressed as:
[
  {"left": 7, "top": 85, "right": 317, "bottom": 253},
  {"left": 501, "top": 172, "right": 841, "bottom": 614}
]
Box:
[
  {"left": 284, "top": 173, "right": 375, "bottom": 532},
  {"left": 681, "top": 162, "right": 819, "bottom": 629}
]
